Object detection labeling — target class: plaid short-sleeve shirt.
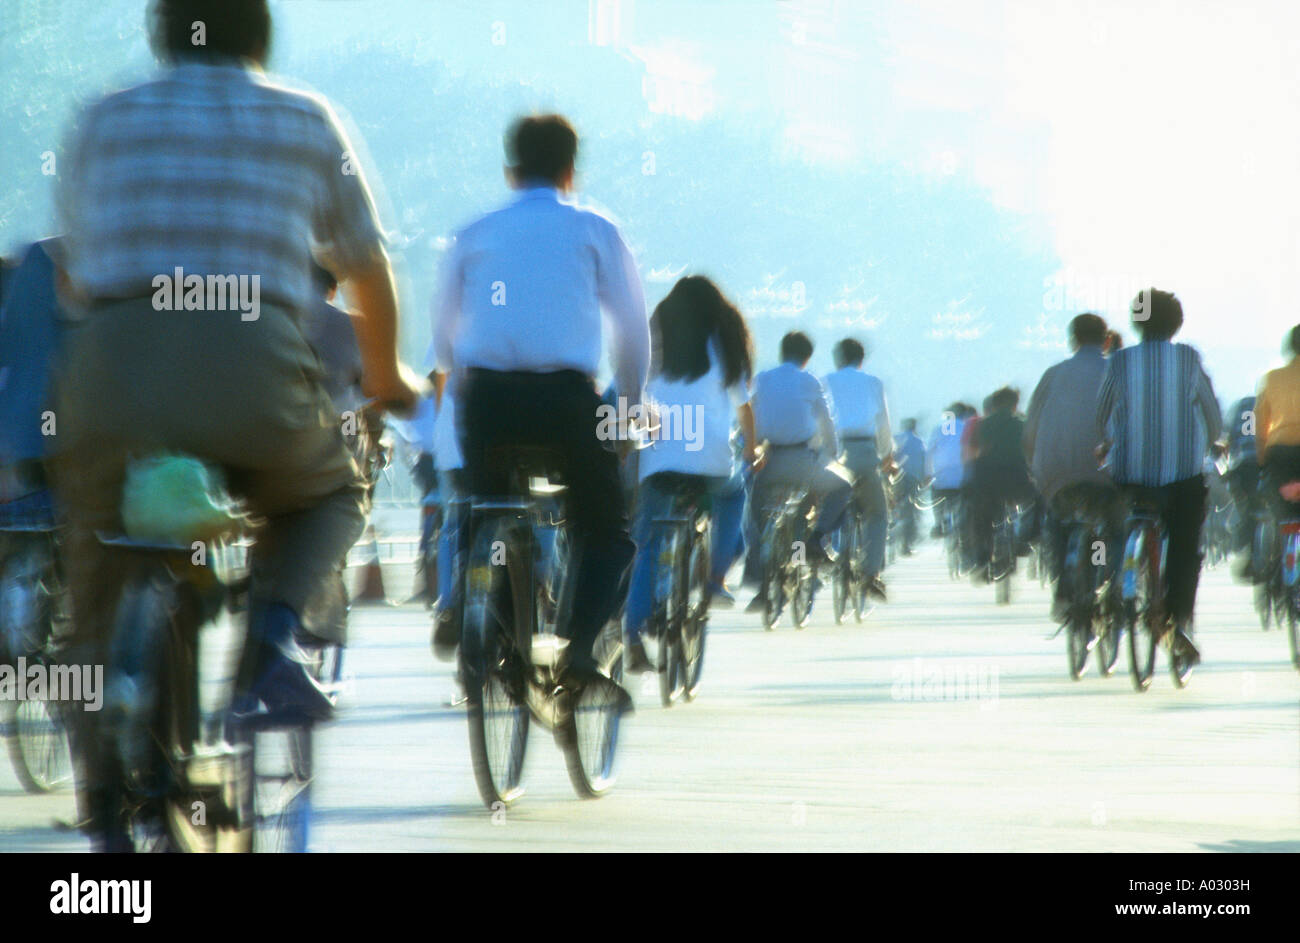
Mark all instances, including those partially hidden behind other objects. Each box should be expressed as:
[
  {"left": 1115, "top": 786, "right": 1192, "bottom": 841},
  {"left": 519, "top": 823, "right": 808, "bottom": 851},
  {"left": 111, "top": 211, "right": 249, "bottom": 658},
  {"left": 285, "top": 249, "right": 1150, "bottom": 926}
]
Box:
[{"left": 58, "top": 60, "right": 385, "bottom": 313}]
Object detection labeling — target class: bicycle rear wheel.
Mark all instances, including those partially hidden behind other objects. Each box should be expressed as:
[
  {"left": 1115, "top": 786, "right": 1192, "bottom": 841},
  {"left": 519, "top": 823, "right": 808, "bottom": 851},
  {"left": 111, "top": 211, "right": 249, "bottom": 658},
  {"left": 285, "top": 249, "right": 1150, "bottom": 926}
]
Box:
[
  {"left": 562, "top": 622, "right": 624, "bottom": 798},
  {"left": 462, "top": 522, "right": 530, "bottom": 808},
  {"left": 830, "top": 539, "right": 848, "bottom": 625},
  {"left": 1169, "top": 629, "right": 1195, "bottom": 689},
  {"left": 759, "top": 518, "right": 784, "bottom": 630},
  {"left": 5, "top": 695, "right": 71, "bottom": 794},
  {"left": 1125, "top": 541, "right": 1158, "bottom": 692},
  {"left": 681, "top": 529, "right": 709, "bottom": 701}
]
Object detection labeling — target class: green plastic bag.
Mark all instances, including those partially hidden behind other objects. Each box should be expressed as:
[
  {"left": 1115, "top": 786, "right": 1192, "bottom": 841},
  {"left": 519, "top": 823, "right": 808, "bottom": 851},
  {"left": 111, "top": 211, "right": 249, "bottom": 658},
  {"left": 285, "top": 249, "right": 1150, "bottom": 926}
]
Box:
[{"left": 121, "top": 453, "right": 241, "bottom": 545}]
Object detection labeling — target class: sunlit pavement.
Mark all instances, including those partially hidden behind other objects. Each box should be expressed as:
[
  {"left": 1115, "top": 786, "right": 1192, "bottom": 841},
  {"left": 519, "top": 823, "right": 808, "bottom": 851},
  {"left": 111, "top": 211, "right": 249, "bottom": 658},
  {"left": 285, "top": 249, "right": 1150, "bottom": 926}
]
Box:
[{"left": 3, "top": 541, "right": 1298, "bottom": 852}]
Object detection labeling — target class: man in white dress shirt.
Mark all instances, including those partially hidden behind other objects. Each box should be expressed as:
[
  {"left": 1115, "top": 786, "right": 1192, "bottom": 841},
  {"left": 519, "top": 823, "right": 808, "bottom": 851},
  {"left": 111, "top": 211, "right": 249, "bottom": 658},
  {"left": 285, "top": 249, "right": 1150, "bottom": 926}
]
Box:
[
  {"left": 822, "top": 338, "right": 893, "bottom": 600},
  {"left": 431, "top": 115, "right": 649, "bottom": 685},
  {"left": 745, "top": 331, "right": 853, "bottom": 611}
]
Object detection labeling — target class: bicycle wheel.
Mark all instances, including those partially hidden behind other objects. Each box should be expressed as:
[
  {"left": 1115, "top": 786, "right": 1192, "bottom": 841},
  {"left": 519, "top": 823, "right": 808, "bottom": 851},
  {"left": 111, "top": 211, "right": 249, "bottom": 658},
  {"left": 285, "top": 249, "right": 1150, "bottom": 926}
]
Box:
[
  {"left": 1125, "top": 537, "right": 1158, "bottom": 692},
  {"left": 1255, "top": 582, "right": 1273, "bottom": 631},
  {"left": 562, "top": 622, "right": 624, "bottom": 798},
  {"left": 1095, "top": 578, "right": 1122, "bottom": 677},
  {"left": 1287, "top": 590, "right": 1300, "bottom": 670},
  {"left": 5, "top": 695, "right": 71, "bottom": 794},
  {"left": 681, "top": 526, "right": 709, "bottom": 701},
  {"left": 830, "top": 531, "right": 848, "bottom": 626},
  {"left": 462, "top": 522, "right": 530, "bottom": 808},
  {"left": 852, "top": 516, "right": 871, "bottom": 622},
  {"left": 759, "top": 518, "right": 784, "bottom": 630}
]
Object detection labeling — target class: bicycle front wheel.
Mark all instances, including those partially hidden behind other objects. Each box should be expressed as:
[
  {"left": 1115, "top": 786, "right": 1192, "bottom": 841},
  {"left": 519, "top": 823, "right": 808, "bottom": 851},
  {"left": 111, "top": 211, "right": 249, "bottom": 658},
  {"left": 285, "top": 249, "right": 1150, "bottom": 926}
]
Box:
[
  {"left": 1288, "top": 590, "right": 1300, "bottom": 670},
  {"left": 462, "top": 523, "right": 530, "bottom": 809},
  {"left": 562, "top": 622, "right": 624, "bottom": 798},
  {"left": 1125, "top": 544, "right": 1158, "bottom": 692}
]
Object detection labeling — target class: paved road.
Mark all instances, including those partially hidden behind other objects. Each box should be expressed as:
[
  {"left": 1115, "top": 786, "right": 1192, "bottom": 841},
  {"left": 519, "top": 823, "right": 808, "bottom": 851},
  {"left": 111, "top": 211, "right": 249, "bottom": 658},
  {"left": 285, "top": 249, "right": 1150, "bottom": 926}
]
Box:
[{"left": 3, "top": 542, "right": 1298, "bottom": 852}]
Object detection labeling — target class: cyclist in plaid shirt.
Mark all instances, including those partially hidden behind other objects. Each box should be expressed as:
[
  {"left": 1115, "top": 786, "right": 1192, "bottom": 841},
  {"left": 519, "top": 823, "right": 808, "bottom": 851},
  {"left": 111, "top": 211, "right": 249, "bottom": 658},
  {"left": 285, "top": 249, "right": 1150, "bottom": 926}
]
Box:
[{"left": 51, "top": 0, "right": 418, "bottom": 850}]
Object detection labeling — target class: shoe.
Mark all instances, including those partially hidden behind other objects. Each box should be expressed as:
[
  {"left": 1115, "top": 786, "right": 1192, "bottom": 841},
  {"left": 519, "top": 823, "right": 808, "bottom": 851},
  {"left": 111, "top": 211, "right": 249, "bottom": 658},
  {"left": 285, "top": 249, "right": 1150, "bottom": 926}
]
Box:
[
  {"left": 246, "top": 605, "right": 336, "bottom": 722},
  {"left": 431, "top": 607, "right": 461, "bottom": 662},
  {"left": 559, "top": 658, "right": 635, "bottom": 717},
  {"left": 709, "top": 582, "right": 736, "bottom": 609},
  {"left": 745, "top": 593, "right": 766, "bottom": 614},
  {"left": 1050, "top": 596, "right": 1070, "bottom": 625},
  {"left": 624, "top": 640, "right": 653, "bottom": 674},
  {"left": 1174, "top": 626, "right": 1201, "bottom": 666},
  {"left": 865, "top": 575, "right": 887, "bottom": 602}
]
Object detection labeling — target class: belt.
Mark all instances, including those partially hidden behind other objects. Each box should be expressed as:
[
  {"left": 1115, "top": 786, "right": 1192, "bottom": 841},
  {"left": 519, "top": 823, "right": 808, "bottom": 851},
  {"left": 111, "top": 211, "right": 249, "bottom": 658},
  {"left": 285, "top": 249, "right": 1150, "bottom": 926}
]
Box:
[{"left": 841, "top": 435, "right": 876, "bottom": 443}]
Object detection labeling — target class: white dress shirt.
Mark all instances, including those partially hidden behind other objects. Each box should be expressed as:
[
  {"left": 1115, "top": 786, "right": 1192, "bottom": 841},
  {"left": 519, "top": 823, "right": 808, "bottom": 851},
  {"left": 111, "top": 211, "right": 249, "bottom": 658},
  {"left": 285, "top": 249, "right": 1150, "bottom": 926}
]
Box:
[
  {"left": 638, "top": 342, "right": 748, "bottom": 481},
  {"left": 432, "top": 186, "right": 649, "bottom": 404},
  {"left": 751, "top": 361, "right": 837, "bottom": 452},
  {"left": 821, "top": 366, "right": 893, "bottom": 459}
]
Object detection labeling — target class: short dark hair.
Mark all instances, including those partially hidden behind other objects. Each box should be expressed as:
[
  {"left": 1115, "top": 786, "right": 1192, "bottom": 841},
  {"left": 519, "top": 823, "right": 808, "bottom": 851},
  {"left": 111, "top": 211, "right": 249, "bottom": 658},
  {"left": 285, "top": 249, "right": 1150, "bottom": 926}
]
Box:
[
  {"left": 990, "top": 386, "right": 1019, "bottom": 412},
  {"left": 833, "top": 338, "right": 865, "bottom": 368},
  {"left": 903, "top": 418, "right": 917, "bottom": 433},
  {"left": 1070, "top": 312, "right": 1107, "bottom": 347},
  {"left": 150, "top": 0, "right": 271, "bottom": 64},
  {"left": 1132, "top": 288, "right": 1183, "bottom": 341},
  {"left": 506, "top": 115, "right": 578, "bottom": 186},
  {"left": 780, "top": 331, "right": 814, "bottom": 364},
  {"left": 1288, "top": 324, "right": 1300, "bottom": 358}
]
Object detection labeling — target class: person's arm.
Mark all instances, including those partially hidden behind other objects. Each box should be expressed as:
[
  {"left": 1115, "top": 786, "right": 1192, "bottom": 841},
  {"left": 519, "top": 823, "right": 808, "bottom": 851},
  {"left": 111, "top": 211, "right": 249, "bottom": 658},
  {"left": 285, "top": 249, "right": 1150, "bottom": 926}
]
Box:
[
  {"left": 1192, "top": 354, "right": 1223, "bottom": 446},
  {"left": 737, "top": 401, "right": 764, "bottom": 470},
  {"left": 1095, "top": 358, "right": 1119, "bottom": 463},
  {"left": 875, "top": 382, "right": 894, "bottom": 461},
  {"left": 598, "top": 224, "right": 650, "bottom": 408},
  {"left": 314, "top": 104, "right": 416, "bottom": 409},
  {"left": 813, "top": 378, "right": 839, "bottom": 457},
  {"left": 344, "top": 253, "right": 415, "bottom": 406},
  {"left": 1023, "top": 370, "right": 1049, "bottom": 463},
  {"left": 431, "top": 240, "right": 464, "bottom": 380},
  {"left": 1254, "top": 377, "right": 1272, "bottom": 464}
]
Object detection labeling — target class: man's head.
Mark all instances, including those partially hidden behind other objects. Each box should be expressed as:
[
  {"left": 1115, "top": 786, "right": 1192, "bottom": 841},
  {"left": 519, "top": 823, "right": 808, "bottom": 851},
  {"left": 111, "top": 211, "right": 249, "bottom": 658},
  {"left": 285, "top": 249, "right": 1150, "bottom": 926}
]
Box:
[
  {"left": 832, "top": 337, "right": 865, "bottom": 370},
  {"left": 1069, "top": 312, "right": 1107, "bottom": 351},
  {"left": 1288, "top": 324, "right": 1300, "bottom": 359},
  {"left": 506, "top": 115, "right": 578, "bottom": 192},
  {"left": 780, "top": 331, "right": 814, "bottom": 366},
  {"left": 1132, "top": 288, "right": 1183, "bottom": 341},
  {"left": 150, "top": 0, "right": 271, "bottom": 65},
  {"left": 903, "top": 418, "right": 917, "bottom": 434},
  {"left": 990, "top": 386, "right": 1019, "bottom": 413}
]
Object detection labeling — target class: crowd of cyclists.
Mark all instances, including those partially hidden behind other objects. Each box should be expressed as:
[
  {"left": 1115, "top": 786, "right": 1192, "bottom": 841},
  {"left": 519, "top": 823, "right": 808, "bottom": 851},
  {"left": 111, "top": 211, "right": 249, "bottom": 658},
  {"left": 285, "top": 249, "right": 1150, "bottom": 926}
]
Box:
[{"left": 3, "top": 0, "right": 1300, "bottom": 850}]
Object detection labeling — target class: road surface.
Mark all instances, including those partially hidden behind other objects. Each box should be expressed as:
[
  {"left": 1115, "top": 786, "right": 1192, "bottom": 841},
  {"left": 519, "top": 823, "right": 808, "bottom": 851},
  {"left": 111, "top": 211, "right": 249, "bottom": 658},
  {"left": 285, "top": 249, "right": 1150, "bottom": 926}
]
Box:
[{"left": 2, "top": 542, "right": 1297, "bottom": 852}]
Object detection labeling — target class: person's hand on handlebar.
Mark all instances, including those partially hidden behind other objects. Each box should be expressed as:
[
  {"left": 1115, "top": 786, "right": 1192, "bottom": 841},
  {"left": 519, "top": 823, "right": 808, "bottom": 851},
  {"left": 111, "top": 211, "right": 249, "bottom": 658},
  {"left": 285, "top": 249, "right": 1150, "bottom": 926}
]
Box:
[{"left": 363, "top": 361, "right": 425, "bottom": 414}]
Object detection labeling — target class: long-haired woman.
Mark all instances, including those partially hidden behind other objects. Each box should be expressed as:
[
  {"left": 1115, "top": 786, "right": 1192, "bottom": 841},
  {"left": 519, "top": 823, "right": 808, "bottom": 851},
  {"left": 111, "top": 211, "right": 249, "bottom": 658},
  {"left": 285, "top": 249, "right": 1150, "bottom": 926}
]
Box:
[{"left": 623, "top": 276, "right": 759, "bottom": 673}]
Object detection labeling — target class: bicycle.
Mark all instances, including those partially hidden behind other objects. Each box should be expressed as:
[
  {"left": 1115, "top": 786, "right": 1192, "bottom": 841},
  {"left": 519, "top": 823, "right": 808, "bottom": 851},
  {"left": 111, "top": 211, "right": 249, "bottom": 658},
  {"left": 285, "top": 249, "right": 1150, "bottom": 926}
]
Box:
[
  {"left": 1057, "top": 497, "right": 1122, "bottom": 680},
  {"left": 0, "top": 487, "right": 73, "bottom": 794},
  {"left": 640, "top": 472, "right": 712, "bottom": 707},
  {"left": 755, "top": 487, "right": 816, "bottom": 630},
  {"left": 1255, "top": 481, "right": 1300, "bottom": 669},
  {"left": 1119, "top": 487, "right": 1196, "bottom": 691},
  {"left": 458, "top": 448, "right": 627, "bottom": 808},
  {"left": 934, "top": 493, "right": 965, "bottom": 581},
  {"left": 829, "top": 502, "right": 870, "bottom": 624},
  {"left": 988, "top": 501, "right": 1027, "bottom": 605},
  {"left": 94, "top": 452, "right": 354, "bottom": 853}
]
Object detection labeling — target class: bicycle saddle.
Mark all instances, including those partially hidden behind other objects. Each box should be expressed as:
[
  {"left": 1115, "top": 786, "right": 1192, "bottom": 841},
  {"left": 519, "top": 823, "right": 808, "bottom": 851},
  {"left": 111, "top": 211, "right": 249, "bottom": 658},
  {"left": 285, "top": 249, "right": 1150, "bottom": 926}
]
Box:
[
  {"left": 484, "top": 444, "right": 567, "bottom": 495},
  {"left": 646, "top": 471, "right": 712, "bottom": 502}
]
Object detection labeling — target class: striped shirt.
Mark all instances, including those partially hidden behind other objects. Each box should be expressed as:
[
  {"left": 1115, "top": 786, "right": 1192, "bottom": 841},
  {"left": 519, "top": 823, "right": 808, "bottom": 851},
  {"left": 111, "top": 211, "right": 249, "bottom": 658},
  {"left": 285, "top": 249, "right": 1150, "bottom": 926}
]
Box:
[
  {"left": 58, "top": 60, "right": 386, "bottom": 314},
  {"left": 1097, "top": 340, "right": 1222, "bottom": 487}
]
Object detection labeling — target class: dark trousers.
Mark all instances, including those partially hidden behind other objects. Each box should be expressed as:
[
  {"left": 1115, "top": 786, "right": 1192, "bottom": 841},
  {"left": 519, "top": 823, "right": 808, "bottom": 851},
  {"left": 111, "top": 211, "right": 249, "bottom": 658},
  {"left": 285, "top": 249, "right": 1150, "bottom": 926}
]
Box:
[
  {"left": 1262, "top": 446, "right": 1300, "bottom": 518},
  {"left": 966, "top": 459, "right": 1036, "bottom": 567},
  {"left": 1225, "top": 461, "right": 1260, "bottom": 552},
  {"left": 459, "top": 369, "right": 634, "bottom": 671},
  {"left": 1119, "top": 475, "right": 1207, "bottom": 625}
]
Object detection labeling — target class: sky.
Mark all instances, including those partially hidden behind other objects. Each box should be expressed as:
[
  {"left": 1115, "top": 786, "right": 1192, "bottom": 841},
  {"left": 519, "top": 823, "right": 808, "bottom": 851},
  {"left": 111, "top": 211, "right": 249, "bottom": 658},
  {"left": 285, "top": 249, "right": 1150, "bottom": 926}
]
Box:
[{"left": 3, "top": 0, "right": 1297, "bottom": 419}]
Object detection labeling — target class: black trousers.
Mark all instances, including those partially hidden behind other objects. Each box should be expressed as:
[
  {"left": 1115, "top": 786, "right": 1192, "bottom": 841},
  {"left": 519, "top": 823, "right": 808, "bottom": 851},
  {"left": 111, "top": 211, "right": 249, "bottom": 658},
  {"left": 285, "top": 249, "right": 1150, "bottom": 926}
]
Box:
[
  {"left": 459, "top": 369, "right": 634, "bottom": 670},
  {"left": 1045, "top": 481, "right": 1125, "bottom": 602},
  {"left": 1119, "top": 475, "right": 1207, "bottom": 625}
]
